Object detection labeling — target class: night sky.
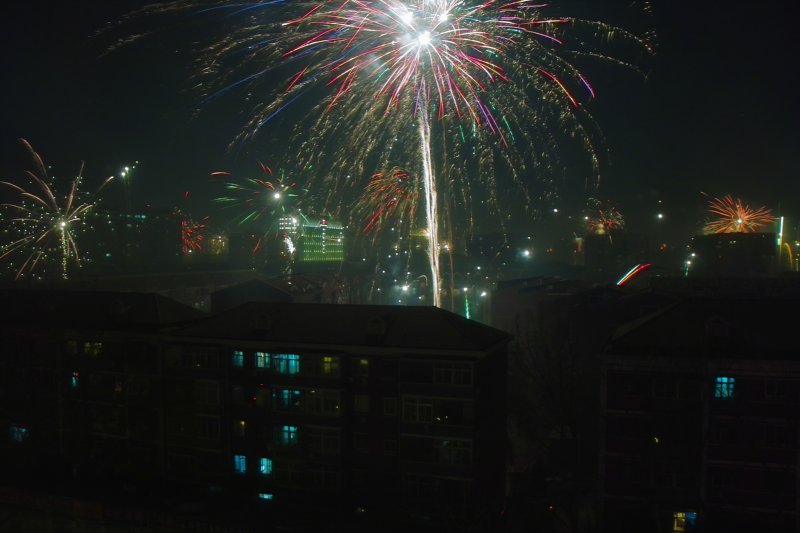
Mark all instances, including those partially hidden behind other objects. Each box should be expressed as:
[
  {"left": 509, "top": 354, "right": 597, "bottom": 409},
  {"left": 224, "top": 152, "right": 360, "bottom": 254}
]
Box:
[{"left": 2, "top": 0, "right": 798, "bottom": 241}]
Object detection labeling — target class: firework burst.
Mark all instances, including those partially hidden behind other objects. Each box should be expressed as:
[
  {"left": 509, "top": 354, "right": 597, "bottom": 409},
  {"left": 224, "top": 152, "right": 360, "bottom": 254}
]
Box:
[
  {"left": 586, "top": 199, "right": 625, "bottom": 234},
  {"left": 213, "top": 163, "right": 306, "bottom": 226},
  {"left": 115, "top": 0, "right": 653, "bottom": 305},
  {"left": 703, "top": 195, "right": 775, "bottom": 234},
  {"left": 0, "top": 139, "right": 113, "bottom": 280},
  {"left": 355, "top": 167, "right": 419, "bottom": 239}
]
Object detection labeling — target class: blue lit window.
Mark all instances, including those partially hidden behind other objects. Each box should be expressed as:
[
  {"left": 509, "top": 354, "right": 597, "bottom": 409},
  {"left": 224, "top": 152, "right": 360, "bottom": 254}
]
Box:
[
  {"left": 279, "top": 425, "right": 298, "bottom": 446},
  {"left": 10, "top": 425, "right": 29, "bottom": 443},
  {"left": 258, "top": 493, "right": 274, "bottom": 500},
  {"left": 233, "top": 454, "right": 247, "bottom": 474},
  {"left": 232, "top": 350, "right": 244, "bottom": 368},
  {"left": 255, "top": 352, "right": 270, "bottom": 369},
  {"left": 70, "top": 371, "right": 80, "bottom": 389},
  {"left": 714, "top": 377, "right": 735, "bottom": 398},
  {"left": 259, "top": 457, "right": 273, "bottom": 475},
  {"left": 272, "top": 353, "right": 300, "bottom": 375}
]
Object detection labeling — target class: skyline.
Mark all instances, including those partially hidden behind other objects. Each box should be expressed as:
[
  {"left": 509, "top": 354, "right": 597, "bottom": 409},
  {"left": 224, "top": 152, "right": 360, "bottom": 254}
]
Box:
[{"left": 1, "top": 0, "right": 798, "bottom": 241}]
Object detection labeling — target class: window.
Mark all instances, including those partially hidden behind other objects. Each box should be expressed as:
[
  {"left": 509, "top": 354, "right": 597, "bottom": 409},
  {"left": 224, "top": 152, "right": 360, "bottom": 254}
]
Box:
[
  {"left": 272, "top": 353, "right": 300, "bottom": 375},
  {"left": 437, "top": 439, "right": 472, "bottom": 465},
  {"left": 672, "top": 511, "right": 698, "bottom": 532},
  {"left": 235, "top": 419, "right": 246, "bottom": 437},
  {"left": 307, "top": 427, "right": 341, "bottom": 454},
  {"left": 384, "top": 437, "right": 398, "bottom": 456},
  {"left": 714, "top": 377, "right": 735, "bottom": 398},
  {"left": 255, "top": 352, "right": 269, "bottom": 369},
  {"left": 232, "top": 350, "right": 244, "bottom": 368},
  {"left": 198, "top": 417, "right": 220, "bottom": 441},
  {"left": 354, "top": 432, "right": 369, "bottom": 453},
  {"left": 258, "top": 493, "right": 274, "bottom": 500},
  {"left": 354, "top": 394, "right": 370, "bottom": 414},
  {"left": 355, "top": 358, "right": 369, "bottom": 377},
  {"left": 383, "top": 397, "right": 397, "bottom": 416},
  {"left": 259, "top": 457, "right": 273, "bottom": 475},
  {"left": 273, "top": 389, "right": 303, "bottom": 412},
  {"left": 84, "top": 342, "right": 103, "bottom": 357},
  {"left": 402, "top": 397, "right": 433, "bottom": 423},
  {"left": 233, "top": 454, "right": 246, "bottom": 474},
  {"left": 70, "top": 371, "right": 80, "bottom": 389},
  {"left": 196, "top": 382, "right": 220, "bottom": 405},
  {"left": 322, "top": 356, "right": 340, "bottom": 376},
  {"left": 306, "top": 389, "right": 341, "bottom": 417},
  {"left": 433, "top": 362, "right": 473, "bottom": 386},
  {"left": 278, "top": 425, "right": 298, "bottom": 446},
  {"left": 10, "top": 425, "right": 29, "bottom": 443}
]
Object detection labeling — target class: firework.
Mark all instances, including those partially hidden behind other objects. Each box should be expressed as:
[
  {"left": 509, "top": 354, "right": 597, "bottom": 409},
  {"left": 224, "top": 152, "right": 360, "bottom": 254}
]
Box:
[
  {"left": 214, "top": 163, "right": 306, "bottom": 226},
  {"left": 117, "top": 0, "right": 652, "bottom": 306},
  {"left": 0, "top": 139, "right": 113, "bottom": 280},
  {"left": 586, "top": 201, "right": 625, "bottom": 235},
  {"left": 355, "top": 167, "right": 419, "bottom": 238},
  {"left": 703, "top": 195, "right": 775, "bottom": 234}
]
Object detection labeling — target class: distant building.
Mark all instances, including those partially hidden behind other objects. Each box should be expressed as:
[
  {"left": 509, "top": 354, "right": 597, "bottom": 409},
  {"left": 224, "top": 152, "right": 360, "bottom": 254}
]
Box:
[
  {"left": 689, "top": 232, "right": 777, "bottom": 277},
  {"left": 0, "top": 289, "right": 508, "bottom": 531},
  {"left": 297, "top": 217, "right": 345, "bottom": 264}
]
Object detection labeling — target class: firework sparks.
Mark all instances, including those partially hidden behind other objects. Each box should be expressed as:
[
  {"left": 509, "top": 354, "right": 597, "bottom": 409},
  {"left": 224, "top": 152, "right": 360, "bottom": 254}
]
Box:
[
  {"left": 703, "top": 195, "right": 775, "bottom": 234},
  {"left": 214, "top": 163, "right": 306, "bottom": 226},
  {"left": 586, "top": 200, "right": 625, "bottom": 235},
  {"left": 355, "top": 167, "right": 419, "bottom": 238},
  {"left": 116, "top": 0, "right": 652, "bottom": 306},
  {"left": 0, "top": 139, "right": 113, "bottom": 280}
]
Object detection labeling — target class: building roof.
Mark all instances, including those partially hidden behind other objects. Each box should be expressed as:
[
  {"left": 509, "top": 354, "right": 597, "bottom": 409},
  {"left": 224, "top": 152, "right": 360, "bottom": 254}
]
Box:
[
  {"left": 0, "top": 289, "right": 205, "bottom": 329},
  {"left": 607, "top": 296, "right": 798, "bottom": 359},
  {"left": 174, "top": 302, "right": 511, "bottom": 353}
]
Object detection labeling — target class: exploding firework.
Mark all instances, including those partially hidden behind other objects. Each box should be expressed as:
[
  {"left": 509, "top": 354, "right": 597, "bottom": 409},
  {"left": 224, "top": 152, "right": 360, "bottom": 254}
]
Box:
[
  {"left": 0, "top": 140, "right": 113, "bottom": 280},
  {"left": 213, "top": 163, "right": 306, "bottom": 226},
  {"left": 703, "top": 195, "right": 775, "bottom": 234},
  {"left": 586, "top": 200, "right": 625, "bottom": 234},
  {"left": 355, "top": 167, "right": 419, "bottom": 239},
  {"left": 115, "top": 0, "right": 652, "bottom": 306}
]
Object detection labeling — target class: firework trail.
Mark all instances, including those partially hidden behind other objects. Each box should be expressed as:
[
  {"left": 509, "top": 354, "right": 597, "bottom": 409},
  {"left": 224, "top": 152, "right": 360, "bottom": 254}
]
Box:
[
  {"left": 113, "top": 0, "right": 653, "bottom": 306},
  {"left": 0, "top": 139, "right": 113, "bottom": 280},
  {"left": 213, "top": 163, "right": 306, "bottom": 226},
  {"left": 703, "top": 194, "right": 775, "bottom": 234},
  {"left": 586, "top": 199, "right": 624, "bottom": 234}
]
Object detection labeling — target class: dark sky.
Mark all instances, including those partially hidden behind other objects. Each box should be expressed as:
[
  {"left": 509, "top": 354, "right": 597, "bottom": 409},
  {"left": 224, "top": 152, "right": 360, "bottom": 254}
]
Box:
[{"left": 1, "top": 1, "right": 798, "bottom": 237}]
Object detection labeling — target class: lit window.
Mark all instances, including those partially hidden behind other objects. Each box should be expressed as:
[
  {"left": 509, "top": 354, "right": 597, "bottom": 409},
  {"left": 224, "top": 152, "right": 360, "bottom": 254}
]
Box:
[
  {"left": 9, "top": 425, "right": 29, "bottom": 443},
  {"left": 279, "top": 425, "right": 298, "bottom": 446},
  {"left": 235, "top": 419, "right": 246, "bottom": 437},
  {"left": 355, "top": 358, "right": 369, "bottom": 377},
  {"left": 259, "top": 457, "right": 273, "bottom": 475},
  {"left": 233, "top": 454, "right": 246, "bottom": 474},
  {"left": 83, "top": 342, "right": 103, "bottom": 357},
  {"left": 714, "top": 377, "right": 735, "bottom": 398},
  {"left": 70, "top": 371, "right": 80, "bottom": 389},
  {"left": 673, "top": 511, "right": 697, "bottom": 532},
  {"left": 232, "top": 350, "right": 244, "bottom": 368},
  {"left": 258, "top": 493, "right": 274, "bottom": 500},
  {"left": 272, "top": 354, "right": 300, "bottom": 375},
  {"left": 322, "top": 356, "right": 340, "bottom": 376},
  {"left": 255, "top": 352, "right": 270, "bottom": 369}
]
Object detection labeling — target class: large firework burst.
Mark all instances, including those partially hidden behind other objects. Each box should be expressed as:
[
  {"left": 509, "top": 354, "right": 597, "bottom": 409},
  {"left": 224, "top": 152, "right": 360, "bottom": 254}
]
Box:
[
  {"left": 703, "top": 195, "right": 775, "bottom": 234},
  {"left": 114, "top": 0, "right": 652, "bottom": 305},
  {"left": 0, "top": 139, "right": 113, "bottom": 280}
]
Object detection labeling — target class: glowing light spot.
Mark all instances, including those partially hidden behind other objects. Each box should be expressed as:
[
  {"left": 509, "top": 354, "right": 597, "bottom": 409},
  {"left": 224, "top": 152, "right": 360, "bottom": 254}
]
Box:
[{"left": 417, "top": 31, "right": 431, "bottom": 47}]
